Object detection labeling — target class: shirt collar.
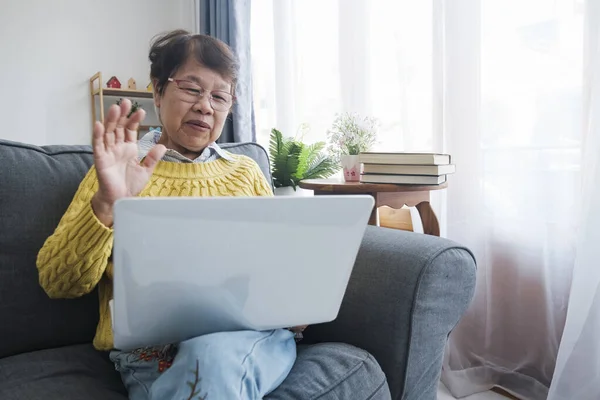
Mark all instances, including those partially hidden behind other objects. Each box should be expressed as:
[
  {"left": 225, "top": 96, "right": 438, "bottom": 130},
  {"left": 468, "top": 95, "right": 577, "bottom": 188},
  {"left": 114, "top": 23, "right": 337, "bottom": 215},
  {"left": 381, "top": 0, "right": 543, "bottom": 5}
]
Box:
[
  {"left": 209, "top": 142, "right": 235, "bottom": 162},
  {"left": 138, "top": 130, "right": 235, "bottom": 163}
]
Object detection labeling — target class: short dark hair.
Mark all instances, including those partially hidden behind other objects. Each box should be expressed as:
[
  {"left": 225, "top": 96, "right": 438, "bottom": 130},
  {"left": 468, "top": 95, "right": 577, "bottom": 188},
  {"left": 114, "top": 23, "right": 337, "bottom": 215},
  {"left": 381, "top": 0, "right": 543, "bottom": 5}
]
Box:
[{"left": 149, "top": 29, "right": 239, "bottom": 96}]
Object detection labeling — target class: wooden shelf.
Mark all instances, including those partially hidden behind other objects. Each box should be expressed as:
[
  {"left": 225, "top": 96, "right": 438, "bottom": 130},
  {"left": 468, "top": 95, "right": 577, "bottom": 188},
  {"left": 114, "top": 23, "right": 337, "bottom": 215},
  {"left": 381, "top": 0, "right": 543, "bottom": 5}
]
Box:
[
  {"left": 93, "top": 87, "right": 153, "bottom": 98},
  {"left": 89, "top": 72, "right": 157, "bottom": 142}
]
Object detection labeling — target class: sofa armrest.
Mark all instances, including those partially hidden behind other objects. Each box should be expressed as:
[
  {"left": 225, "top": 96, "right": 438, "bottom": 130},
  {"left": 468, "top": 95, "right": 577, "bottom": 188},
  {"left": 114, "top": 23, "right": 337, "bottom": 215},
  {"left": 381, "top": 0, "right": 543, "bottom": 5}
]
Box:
[{"left": 303, "top": 226, "right": 477, "bottom": 400}]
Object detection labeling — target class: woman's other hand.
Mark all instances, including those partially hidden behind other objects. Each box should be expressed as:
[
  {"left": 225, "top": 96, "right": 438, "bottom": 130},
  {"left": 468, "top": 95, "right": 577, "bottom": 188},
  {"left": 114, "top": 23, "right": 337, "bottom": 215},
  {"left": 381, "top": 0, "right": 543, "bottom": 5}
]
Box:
[
  {"left": 91, "top": 99, "right": 167, "bottom": 227},
  {"left": 289, "top": 325, "right": 308, "bottom": 334}
]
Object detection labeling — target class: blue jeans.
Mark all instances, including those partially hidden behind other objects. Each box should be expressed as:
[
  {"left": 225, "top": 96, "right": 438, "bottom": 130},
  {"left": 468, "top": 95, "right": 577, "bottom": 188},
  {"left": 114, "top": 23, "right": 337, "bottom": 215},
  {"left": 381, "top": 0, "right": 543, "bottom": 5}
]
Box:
[{"left": 109, "top": 329, "right": 296, "bottom": 400}]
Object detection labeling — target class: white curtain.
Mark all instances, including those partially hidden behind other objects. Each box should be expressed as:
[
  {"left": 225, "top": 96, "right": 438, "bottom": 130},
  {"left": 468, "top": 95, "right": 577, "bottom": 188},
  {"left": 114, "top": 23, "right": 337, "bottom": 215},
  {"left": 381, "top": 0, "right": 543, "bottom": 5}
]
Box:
[
  {"left": 440, "top": 1, "right": 584, "bottom": 399},
  {"left": 546, "top": 1, "right": 600, "bottom": 399},
  {"left": 251, "top": 0, "right": 435, "bottom": 152},
  {"left": 250, "top": 1, "right": 596, "bottom": 399}
]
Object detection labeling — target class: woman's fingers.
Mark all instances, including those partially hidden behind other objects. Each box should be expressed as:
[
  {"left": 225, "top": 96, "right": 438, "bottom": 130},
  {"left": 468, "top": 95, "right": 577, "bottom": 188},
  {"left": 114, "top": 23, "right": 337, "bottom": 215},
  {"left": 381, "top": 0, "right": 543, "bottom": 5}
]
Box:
[
  {"left": 125, "top": 108, "right": 146, "bottom": 143},
  {"left": 103, "top": 105, "right": 121, "bottom": 148},
  {"left": 92, "top": 121, "right": 106, "bottom": 155},
  {"left": 114, "top": 100, "right": 132, "bottom": 143},
  {"left": 103, "top": 104, "right": 121, "bottom": 134},
  {"left": 290, "top": 325, "right": 308, "bottom": 333},
  {"left": 142, "top": 144, "right": 167, "bottom": 171}
]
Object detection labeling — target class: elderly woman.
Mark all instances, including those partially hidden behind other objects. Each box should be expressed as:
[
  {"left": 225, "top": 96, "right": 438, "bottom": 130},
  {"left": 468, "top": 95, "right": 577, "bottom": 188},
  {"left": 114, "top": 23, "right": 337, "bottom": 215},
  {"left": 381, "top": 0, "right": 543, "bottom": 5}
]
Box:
[{"left": 36, "top": 30, "right": 390, "bottom": 400}]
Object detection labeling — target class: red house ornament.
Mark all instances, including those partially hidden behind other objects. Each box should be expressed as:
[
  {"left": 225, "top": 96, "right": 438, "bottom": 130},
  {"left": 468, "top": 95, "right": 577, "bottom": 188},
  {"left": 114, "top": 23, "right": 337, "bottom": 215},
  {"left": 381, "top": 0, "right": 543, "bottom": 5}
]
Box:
[{"left": 106, "top": 76, "right": 121, "bottom": 89}]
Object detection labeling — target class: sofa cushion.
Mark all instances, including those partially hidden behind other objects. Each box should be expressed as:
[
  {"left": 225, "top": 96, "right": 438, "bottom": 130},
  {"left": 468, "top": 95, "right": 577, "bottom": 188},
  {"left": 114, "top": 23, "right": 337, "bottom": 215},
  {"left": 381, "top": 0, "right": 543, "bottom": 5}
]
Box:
[
  {"left": 267, "top": 343, "right": 391, "bottom": 400},
  {"left": 0, "top": 139, "right": 273, "bottom": 359},
  {"left": 0, "top": 140, "right": 99, "bottom": 358},
  {"left": 0, "top": 344, "right": 127, "bottom": 400}
]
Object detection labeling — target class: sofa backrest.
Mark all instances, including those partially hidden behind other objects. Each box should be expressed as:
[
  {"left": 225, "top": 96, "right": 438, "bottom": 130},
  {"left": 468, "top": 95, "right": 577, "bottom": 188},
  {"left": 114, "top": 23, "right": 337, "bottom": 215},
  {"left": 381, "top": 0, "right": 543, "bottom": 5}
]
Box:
[{"left": 0, "top": 139, "right": 271, "bottom": 358}]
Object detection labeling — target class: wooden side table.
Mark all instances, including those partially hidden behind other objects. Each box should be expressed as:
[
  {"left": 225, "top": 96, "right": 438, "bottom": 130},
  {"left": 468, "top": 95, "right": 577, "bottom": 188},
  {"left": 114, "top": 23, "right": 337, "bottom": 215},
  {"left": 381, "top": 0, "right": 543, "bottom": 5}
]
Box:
[{"left": 298, "top": 179, "right": 447, "bottom": 236}]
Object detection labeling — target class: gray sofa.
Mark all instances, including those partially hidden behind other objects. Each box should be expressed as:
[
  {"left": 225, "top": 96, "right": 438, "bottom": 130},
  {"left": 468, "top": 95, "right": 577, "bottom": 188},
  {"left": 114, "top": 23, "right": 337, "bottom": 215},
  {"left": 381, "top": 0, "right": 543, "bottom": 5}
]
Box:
[{"left": 0, "top": 138, "right": 477, "bottom": 400}]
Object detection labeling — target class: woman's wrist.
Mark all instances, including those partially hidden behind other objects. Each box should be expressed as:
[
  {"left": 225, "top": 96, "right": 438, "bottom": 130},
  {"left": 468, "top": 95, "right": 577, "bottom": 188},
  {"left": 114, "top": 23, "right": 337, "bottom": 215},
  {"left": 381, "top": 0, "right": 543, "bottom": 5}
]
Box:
[{"left": 91, "top": 193, "right": 114, "bottom": 227}]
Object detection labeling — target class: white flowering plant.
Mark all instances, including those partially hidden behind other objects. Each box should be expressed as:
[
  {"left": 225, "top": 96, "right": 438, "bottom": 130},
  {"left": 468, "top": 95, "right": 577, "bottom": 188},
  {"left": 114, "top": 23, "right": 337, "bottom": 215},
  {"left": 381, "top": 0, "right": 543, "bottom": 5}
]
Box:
[{"left": 326, "top": 112, "right": 379, "bottom": 165}]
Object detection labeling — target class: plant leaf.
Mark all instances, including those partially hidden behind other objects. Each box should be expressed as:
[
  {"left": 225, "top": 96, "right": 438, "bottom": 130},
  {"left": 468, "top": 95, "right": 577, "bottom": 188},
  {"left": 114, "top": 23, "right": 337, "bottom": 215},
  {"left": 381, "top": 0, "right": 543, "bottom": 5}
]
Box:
[
  {"left": 269, "top": 128, "right": 292, "bottom": 188},
  {"left": 270, "top": 128, "right": 338, "bottom": 187},
  {"left": 303, "top": 155, "right": 337, "bottom": 180},
  {"left": 295, "top": 142, "right": 327, "bottom": 179},
  {"left": 284, "top": 142, "right": 302, "bottom": 187}
]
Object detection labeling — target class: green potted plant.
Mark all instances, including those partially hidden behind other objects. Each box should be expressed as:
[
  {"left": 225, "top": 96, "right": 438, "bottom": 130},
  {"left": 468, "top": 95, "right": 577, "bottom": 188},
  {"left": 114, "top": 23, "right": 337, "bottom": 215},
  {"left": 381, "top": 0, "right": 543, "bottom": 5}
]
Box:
[
  {"left": 269, "top": 127, "right": 337, "bottom": 196},
  {"left": 326, "top": 112, "right": 379, "bottom": 182}
]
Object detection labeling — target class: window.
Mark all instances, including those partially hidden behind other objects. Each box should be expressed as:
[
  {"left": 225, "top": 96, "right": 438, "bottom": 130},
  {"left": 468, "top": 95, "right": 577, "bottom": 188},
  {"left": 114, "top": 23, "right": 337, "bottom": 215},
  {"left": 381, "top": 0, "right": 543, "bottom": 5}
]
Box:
[{"left": 251, "top": 0, "right": 434, "bottom": 152}]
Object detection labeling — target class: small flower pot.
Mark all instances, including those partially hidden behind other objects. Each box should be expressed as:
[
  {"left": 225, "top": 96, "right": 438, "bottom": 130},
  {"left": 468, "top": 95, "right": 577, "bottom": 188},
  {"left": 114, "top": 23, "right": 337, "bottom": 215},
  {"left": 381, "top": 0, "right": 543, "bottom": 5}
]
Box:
[{"left": 341, "top": 155, "right": 361, "bottom": 182}]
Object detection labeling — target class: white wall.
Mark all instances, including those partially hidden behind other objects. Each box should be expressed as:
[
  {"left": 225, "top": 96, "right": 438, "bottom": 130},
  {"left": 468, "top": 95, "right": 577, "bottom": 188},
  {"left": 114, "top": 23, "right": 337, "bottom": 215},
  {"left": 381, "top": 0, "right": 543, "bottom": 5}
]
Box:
[{"left": 0, "top": 0, "right": 196, "bottom": 145}]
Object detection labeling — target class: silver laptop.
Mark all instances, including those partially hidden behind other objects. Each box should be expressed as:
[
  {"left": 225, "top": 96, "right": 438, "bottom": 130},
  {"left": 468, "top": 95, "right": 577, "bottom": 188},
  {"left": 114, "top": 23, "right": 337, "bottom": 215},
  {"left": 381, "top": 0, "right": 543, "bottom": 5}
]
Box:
[{"left": 111, "top": 195, "right": 374, "bottom": 351}]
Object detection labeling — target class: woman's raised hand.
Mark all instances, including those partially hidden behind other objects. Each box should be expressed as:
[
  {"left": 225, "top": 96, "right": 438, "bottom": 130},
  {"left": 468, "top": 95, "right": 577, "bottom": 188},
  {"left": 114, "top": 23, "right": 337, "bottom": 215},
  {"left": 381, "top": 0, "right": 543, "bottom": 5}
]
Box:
[{"left": 91, "top": 99, "right": 167, "bottom": 227}]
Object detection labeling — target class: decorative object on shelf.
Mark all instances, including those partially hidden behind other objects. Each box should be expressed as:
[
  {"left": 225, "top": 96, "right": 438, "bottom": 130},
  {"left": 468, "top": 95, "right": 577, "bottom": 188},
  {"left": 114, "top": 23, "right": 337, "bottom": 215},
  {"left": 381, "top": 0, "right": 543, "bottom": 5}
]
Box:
[
  {"left": 128, "top": 78, "right": 137, "bottom": 90},
  {"left": 146, "top": 82, "right": 153, "bottom": 92},
  {"left": 269, "top": 127, "right": 336, "bottom": 196},
  {"left": 326, "top": 112, "right": 379, "bottom": 182},
  {"left": 106, "top": 76, "right": 121, "bottom": 89},
  {"left": 116, "top": 98, "right": 143, "bottom": 118}
]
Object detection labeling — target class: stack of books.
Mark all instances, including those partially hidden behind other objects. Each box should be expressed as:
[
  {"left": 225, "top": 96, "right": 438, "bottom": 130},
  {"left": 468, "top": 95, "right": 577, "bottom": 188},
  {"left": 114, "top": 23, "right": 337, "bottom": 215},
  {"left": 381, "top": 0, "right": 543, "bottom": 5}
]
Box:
[{"left": 358, "top": 152, "right": 455, "bottom": 185}]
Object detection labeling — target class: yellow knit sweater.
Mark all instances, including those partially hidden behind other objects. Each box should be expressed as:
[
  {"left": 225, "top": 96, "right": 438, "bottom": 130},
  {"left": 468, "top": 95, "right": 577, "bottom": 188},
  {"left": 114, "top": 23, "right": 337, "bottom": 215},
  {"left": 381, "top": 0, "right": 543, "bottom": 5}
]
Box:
[{"left": 36, "top": 155, "right": 273, "bottom": 351}]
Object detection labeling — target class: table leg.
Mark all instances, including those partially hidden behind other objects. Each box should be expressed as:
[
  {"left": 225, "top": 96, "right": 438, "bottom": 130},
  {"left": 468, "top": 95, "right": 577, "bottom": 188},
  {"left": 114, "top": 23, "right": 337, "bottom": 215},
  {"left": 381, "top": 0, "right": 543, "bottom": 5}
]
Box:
[{"left": 415, "top": 202, "right": 440, "bottom": 236}]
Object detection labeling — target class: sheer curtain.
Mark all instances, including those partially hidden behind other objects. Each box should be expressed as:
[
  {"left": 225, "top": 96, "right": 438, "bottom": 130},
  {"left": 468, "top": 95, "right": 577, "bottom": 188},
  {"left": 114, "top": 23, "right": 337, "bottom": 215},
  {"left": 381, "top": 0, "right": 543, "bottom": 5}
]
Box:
[
  {"left": 440, "top": 1, "right": 583, "bottom": 399},
  {"left": 546, "top": 1, "right": 600, "bottom": 399},
  {"left": 250, "top": 1, "right": 591, "bottom": 399},
  {"left": 251, "top": 0, "right": 435, "bottom": 151}
]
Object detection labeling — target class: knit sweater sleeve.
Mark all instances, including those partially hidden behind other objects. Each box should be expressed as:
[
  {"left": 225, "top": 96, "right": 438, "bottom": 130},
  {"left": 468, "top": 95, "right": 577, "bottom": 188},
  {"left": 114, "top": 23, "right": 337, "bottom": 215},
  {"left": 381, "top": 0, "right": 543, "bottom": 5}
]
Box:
[{"left": 36, "top": 166, "right": 113, "bottom": 299}]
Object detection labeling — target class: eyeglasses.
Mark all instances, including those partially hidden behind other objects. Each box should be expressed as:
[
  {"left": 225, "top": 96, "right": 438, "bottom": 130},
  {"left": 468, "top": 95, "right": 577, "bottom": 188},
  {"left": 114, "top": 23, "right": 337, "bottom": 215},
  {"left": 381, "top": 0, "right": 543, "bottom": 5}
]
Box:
[{"left": 167, "top": 78, "right": 234, "bottom": 112}]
